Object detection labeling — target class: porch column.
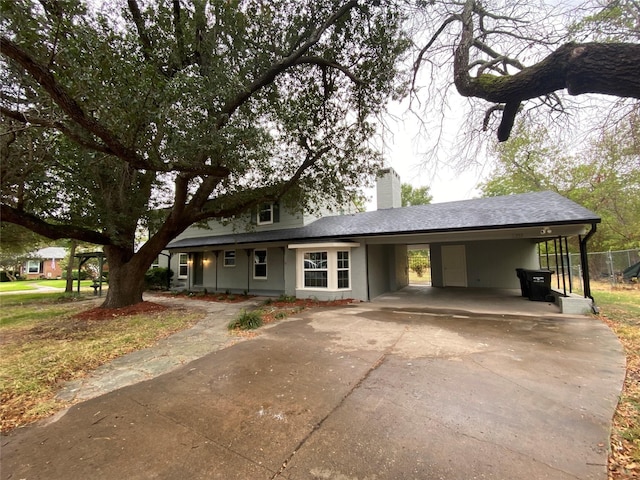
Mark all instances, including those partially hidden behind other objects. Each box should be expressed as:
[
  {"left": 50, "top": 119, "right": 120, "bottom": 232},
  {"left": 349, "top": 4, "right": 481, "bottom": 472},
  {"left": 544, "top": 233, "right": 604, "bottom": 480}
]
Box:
[{"left": 579, "top": 223, "right": 597, "bottom": 301}]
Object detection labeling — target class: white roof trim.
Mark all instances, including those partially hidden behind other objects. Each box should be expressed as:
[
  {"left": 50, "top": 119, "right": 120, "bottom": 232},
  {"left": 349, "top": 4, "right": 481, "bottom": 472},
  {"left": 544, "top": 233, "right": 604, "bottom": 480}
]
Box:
[{"left": 288, "top": 242, "right": 360, "bottom": 250}]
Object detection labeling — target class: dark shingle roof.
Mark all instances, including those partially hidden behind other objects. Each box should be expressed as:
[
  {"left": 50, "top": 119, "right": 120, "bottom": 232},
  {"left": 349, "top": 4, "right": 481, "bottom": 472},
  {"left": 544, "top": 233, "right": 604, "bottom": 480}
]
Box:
[{"left": 166, "top": 191, "right": 600, "bottom": 250}]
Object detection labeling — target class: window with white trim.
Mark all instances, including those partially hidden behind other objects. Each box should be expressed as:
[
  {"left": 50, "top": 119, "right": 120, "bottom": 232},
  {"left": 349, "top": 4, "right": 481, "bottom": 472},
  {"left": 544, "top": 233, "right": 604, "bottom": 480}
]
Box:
[
  {"left": 254, "top": 249, "right": 267, "bottom": 279},
  {"left": 151, "top": 256, "right": 160, "bottom": 268},
  {"left": 337, "top": 251, "right": 349, "bottom": 289},
  {"left": 178, "top": 253, "right": 188, "bottom": 279},
  {"left": 292, "top": 245, "right": 355, "bottom": 291},
  {"left": 257, "top": 203, "right": 273, "bottom": 225},
  {"left": 224, "top": 250, "right": 236, "bottom": 267},
  {"left": 27, "top": 260, "right": 41, "bottom": 274},
  {"left": 304, "top": 252, "right": 328, "bottom": 288}
]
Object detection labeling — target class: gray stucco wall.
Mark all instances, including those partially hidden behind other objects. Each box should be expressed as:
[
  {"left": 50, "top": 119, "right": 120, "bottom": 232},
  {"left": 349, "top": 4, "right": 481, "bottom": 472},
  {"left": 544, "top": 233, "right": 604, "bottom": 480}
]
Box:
[
  {"left": 170, "top": 247, "right": 287, "bottom": 295},
  {"left": 367, "top": 244, "right": 408, "bottom": 299},
  {"left": 430, "top": 240, "right": 539, "bottom": 289},
  {"left": 466, "top": 239, "right": 538, "bottom": 288}
]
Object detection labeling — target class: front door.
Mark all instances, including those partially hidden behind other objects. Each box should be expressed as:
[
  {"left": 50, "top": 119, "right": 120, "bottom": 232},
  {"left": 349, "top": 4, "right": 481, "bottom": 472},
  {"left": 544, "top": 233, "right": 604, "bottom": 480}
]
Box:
[
  {"left": 442, "top": 245, "right": 467, "bottom": 287},
  {"left": 193, "top": 252, "right": 204, "bottom": 286}
]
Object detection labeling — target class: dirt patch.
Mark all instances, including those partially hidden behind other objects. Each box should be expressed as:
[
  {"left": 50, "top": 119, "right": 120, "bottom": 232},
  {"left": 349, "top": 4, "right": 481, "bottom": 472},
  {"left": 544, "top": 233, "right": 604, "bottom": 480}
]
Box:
[
  {"left": 260, "top": 298, "right": 355, "bottom": 325},
  {"left": 73, "top": 302, "right": 168, "bottom": 321}
]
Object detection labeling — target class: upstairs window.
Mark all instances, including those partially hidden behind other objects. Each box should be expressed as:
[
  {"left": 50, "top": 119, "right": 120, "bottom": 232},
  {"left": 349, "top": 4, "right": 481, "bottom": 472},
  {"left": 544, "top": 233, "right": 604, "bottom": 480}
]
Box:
[
  {"left": 254, "top": 202, "right": 279, "bottom": 225},
  {"left": 257, "top": 203, "right": 273, "bottom": 225}
]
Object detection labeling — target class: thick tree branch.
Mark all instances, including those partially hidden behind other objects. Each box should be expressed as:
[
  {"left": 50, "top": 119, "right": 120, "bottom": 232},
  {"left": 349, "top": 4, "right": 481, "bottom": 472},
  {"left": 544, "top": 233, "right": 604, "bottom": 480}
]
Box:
[
  {"left": 1, "top": 36, "right": 145, "bottom": 164},
  {"left": 452, "top": 0, "right": 640, "bottom": 140},
  {"left": 215, "top": 0, "right": 359, "bottom": 129},
  {"left": 0, "top": 204, "right": 111, "bottom": 245},
  {"left": 127, "top": 0, "right": 154, "bottom": 63},
  {"left": 1, "top": 106, "right": 113, "bottom": 154},
  {"left": 294, "top": 56, "right": 362, "bottom": 84}
]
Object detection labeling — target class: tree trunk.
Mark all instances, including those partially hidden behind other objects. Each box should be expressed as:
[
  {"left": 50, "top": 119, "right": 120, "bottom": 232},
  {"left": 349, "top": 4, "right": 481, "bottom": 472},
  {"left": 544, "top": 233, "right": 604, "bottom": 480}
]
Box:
[
  {"left": 100, "top": 245, "right": 147, "bottom": 309},
  {"left": 65, "top": 240, "right": 77, "bottom": 293}
]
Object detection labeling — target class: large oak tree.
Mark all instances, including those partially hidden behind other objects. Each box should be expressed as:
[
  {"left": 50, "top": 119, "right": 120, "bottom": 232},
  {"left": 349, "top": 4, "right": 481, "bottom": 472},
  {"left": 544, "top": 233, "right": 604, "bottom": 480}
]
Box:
[
  {"left": 412, "top": 0, "right": 640, "bottom": 142},
  {"left": 1, "top": 0, "right": 408, "bottom": 307}
]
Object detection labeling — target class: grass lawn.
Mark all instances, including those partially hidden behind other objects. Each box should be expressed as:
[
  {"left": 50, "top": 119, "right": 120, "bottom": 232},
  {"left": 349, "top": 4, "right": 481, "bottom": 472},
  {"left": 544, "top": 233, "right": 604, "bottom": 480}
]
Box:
[
  {"left": 0, "top": 293, "right": 203, "bottom": 432},
  {"left": 0, "top": 282, "right": 37, "bottom": 292},
  {"left": 0, "top": 279, "right": 97, "bottom": 293},
  {"left": 592, "top": 283, "right": 640, "bottom": 479}
]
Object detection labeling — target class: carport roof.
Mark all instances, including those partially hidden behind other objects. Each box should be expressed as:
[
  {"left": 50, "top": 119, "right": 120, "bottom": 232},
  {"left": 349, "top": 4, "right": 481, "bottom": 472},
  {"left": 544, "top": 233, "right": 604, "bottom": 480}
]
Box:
[{"left": 166, "top": 190, "right": 600, "bottom": 250}]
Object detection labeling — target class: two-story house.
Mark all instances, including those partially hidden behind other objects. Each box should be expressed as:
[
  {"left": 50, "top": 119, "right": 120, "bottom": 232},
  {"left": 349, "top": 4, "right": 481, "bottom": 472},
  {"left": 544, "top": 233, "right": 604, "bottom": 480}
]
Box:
[{"left": 163, "top": 168, "right": 600, "bottom": 312}]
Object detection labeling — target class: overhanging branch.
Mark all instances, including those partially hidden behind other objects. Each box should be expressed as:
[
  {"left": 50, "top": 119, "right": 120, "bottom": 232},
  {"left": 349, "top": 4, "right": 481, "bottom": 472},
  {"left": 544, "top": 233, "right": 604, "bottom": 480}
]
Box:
[
  {"left": 0, "top": 204, "right": 112, "bottom": 245},
  {"left": 215, "top": 0, "right": 359, "bottom": 129}
]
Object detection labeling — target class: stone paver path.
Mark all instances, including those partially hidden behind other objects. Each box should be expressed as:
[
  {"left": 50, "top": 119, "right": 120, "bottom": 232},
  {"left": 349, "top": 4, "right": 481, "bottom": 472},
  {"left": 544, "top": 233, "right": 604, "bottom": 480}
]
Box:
[{"left": 56, "top": 294, "right": 266, "bottom": 404}]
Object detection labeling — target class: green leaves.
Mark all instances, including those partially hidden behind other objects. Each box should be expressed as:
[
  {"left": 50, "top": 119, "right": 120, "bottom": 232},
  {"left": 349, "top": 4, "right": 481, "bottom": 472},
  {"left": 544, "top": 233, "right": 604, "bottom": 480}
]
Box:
[{"left": 481, "top": 117, "right": 640, "bottom": 251}]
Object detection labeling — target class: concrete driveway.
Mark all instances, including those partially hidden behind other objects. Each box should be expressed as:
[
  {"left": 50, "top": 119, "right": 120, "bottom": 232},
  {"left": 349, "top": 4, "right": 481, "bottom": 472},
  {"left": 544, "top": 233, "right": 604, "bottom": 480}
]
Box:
[{"left": 1, "top": 302, "right": 625, "bottom": 480}]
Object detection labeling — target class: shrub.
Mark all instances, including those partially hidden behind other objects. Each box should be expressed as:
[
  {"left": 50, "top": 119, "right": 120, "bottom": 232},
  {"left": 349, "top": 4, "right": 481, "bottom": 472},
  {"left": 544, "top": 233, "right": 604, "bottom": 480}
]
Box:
[
  {"left": 412, "top": 263, "right": 425, "bottom": 277},
  {"left": 228, "top": 310, "right": 263, "bottom": 330},
  {"left": 145, "top": 267, "right": 173, "bottom": 290},
  {"left": 62, "top": 270, "right": 90, "bottom": 280},
  {"left": 276, "top": 294, "right": 297, "bottom": 303}
]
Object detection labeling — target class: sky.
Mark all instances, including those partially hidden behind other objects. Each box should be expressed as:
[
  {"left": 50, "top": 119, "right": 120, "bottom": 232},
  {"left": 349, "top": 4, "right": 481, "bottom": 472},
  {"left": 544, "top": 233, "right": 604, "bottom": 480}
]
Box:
[{"left": 364, "top": 96, "right": 487, "bottom": 211}]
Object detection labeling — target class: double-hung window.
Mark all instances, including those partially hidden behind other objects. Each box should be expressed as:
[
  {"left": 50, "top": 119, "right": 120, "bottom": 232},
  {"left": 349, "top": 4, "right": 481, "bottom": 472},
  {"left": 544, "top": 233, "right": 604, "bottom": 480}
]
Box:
[
  {"left": 27, "top": 260, "right": 41, "bottom": 274},
  {"left": 304, "top": 252, "right": 328, "bottom": 288},
  {"left": 290, "top": 243, "right": 357, "bottom": 291},
  {"left": 254, "top": 249, "right": 267, "bottom": 279},
  {"left": 337, "top": 251, "right": 349, "bottom": 289},
  {"left": 178, "top": 253, "right": 189, "bottom": 278},
  {"left": 224, "top": 250, "right": 236, "bottom": 267},
  {"left": 257, "top": 203, "right": 273, "bottom": 225}
]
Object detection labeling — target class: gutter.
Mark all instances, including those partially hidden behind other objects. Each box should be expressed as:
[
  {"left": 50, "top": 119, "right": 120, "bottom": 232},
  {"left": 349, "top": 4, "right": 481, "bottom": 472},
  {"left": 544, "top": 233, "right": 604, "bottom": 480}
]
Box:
[{"left": 580, "top": 223, "right": 599, "bottom": 313}]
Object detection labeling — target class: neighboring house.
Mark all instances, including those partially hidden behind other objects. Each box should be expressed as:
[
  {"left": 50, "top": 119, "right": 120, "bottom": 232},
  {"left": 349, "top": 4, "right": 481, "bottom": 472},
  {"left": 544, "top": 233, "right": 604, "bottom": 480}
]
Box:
[
  {"left": 22, "top": 247, "right": 67, "bottom": 280},
  {"left": 164, "top": 168, "right": 600, "bottom": 310}
]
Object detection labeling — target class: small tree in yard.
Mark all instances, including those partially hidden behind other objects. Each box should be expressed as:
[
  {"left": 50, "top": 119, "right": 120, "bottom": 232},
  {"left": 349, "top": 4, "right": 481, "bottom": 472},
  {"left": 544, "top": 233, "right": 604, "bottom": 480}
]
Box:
[{"left": 1, "top": 1, "right": 408, "bottom": 308}]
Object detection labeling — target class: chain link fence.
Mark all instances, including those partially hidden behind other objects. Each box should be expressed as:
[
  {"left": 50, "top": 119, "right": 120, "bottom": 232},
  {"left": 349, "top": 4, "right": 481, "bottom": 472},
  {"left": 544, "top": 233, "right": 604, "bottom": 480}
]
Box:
[{"left": 540, "top": 248, "right": 639, "bottom": 293}]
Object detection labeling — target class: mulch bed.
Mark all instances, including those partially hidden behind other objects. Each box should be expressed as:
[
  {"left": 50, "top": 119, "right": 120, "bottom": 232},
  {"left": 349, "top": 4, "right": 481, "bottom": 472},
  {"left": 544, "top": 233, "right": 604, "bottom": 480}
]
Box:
[
  {"left": 169, "top": 293, "right": 255, "bottom": 303},
  {"left": 73, "top": 302, "right": 168, "bottom": 321}
]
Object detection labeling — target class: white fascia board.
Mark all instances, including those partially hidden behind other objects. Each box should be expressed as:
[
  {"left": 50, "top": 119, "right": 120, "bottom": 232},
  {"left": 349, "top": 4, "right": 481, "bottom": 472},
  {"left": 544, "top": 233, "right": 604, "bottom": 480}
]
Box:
[{"left": 288, "top": 242, "right": 360, "bottom": 250}]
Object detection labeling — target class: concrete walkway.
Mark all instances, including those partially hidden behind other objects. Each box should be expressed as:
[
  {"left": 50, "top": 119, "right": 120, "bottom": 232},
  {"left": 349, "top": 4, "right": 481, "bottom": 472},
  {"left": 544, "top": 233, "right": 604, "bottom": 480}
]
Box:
[
  {"left": 56, "top": 294, "right": 266, "bottom": 404},
  {"left": 1, "top": 296, "right": 625, "bottom": 480}
]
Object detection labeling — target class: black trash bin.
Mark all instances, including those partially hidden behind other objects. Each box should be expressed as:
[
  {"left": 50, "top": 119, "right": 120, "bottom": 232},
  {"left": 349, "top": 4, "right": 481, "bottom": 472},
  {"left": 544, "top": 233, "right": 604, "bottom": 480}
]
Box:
[
  {"left": 515, "top": 268, "right": 529, "bottom": 297},
  {"left": 524, "top": 269, "right": 552, "bottom": 302}
]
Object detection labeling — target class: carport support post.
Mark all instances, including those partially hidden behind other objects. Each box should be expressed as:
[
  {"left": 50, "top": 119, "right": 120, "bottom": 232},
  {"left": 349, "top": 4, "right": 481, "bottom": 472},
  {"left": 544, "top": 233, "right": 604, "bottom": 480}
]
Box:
[
  {"left": 580, "top": 223, "right": 597, "bottom": 303},
  {"left": 564, "top": 237, "right": 573, "bottom": 293},
  {"left": 558, "top": 236, "right": 567, "bottom": 296}
]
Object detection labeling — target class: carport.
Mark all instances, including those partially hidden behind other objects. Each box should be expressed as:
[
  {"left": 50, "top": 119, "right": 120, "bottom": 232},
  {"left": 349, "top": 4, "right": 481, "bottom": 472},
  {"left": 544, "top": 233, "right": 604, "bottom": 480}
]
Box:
[
  {"left": 166, "top": 190, "right": 601, "bottom": 313},
  {"left": 372, "top": 285, "right": 565, "bottom": 317}
]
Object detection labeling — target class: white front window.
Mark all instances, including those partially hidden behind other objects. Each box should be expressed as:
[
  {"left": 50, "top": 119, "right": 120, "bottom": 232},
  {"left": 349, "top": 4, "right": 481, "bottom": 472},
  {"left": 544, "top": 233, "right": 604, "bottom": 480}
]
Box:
[
  {"left": 178, "top": 253, "right": 188, "bottom": 279},
  {"left": 304, "top": 252, "right": 328, "bottom": 288},
  {"left": 254, "top": 249, "right": 267, "bottom": 279},
  {"left": 337, "top": 251, "right": 350, "bottom": 289},
  {"left": 27, "top": 260, "right": 41, "bottom": 274},
  {"left": 290, "top": 243, "right": 358, "bottom": 291},
  {"left": 224, "top": 250, "right": 236, "bottom": 267}
]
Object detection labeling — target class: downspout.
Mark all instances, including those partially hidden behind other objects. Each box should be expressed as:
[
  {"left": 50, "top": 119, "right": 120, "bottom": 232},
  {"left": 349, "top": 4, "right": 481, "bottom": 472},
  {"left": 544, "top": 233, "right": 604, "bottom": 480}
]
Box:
[{"left": 580, "top": 223, "right": 598, "bottom": 313}]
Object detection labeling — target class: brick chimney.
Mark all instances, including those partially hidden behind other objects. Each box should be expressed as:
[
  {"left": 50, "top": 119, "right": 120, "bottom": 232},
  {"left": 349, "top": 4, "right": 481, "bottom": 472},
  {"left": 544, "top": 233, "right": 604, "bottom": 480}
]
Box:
[{"left": 376, "top": 167, "right": 401, "bottom": 210}]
